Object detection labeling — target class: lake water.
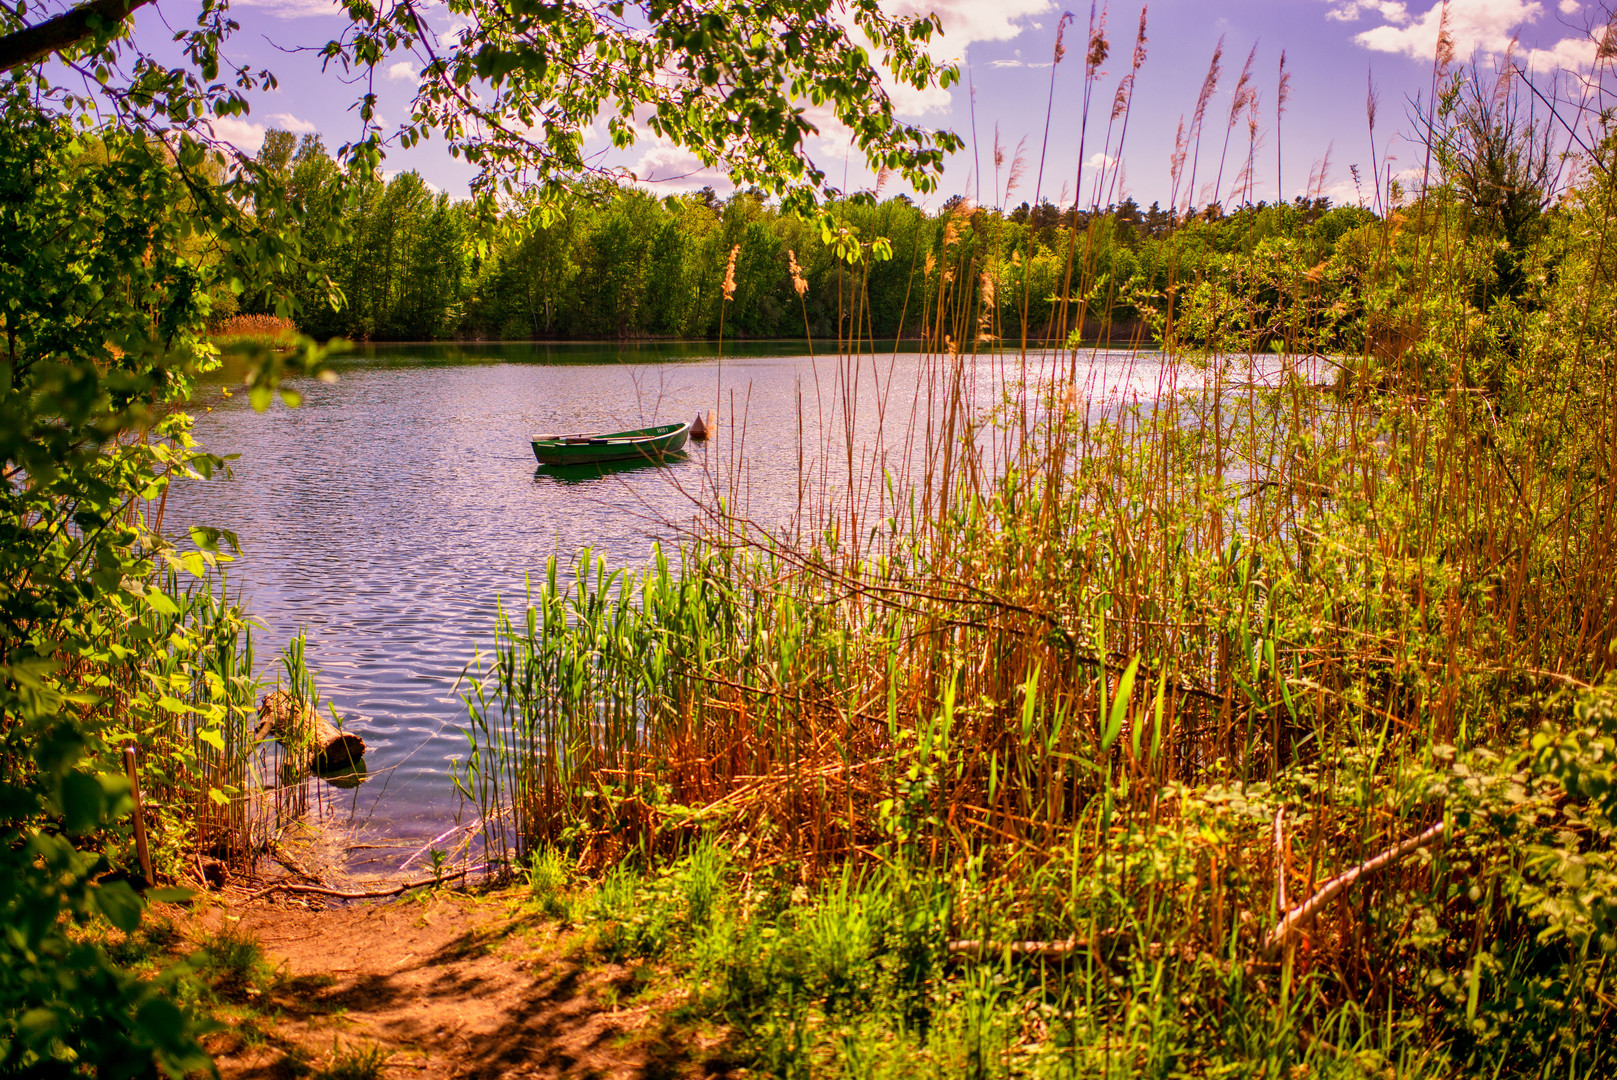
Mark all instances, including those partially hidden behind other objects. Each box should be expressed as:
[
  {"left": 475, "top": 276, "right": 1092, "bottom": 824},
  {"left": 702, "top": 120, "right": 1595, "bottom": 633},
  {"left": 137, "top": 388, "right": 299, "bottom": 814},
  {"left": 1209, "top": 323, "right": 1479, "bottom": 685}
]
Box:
[{"left": 165, "top": 340, "right": 1199, "bottom": 874}]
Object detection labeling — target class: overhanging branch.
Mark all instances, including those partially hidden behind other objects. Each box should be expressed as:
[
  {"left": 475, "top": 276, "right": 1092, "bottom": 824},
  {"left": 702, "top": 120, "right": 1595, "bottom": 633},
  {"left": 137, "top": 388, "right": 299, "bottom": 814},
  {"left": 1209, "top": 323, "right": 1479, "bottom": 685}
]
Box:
[{"left": 0, "top": 0, "right": 153, "bottom": 74}]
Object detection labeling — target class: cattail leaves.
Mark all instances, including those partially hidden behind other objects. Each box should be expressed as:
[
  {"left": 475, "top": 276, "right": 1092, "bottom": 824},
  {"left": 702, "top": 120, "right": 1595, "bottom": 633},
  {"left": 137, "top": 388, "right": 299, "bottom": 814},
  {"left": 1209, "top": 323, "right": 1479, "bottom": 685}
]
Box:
[{"left": 1100, "top": 654, "right": 1139, "bottom": 755}]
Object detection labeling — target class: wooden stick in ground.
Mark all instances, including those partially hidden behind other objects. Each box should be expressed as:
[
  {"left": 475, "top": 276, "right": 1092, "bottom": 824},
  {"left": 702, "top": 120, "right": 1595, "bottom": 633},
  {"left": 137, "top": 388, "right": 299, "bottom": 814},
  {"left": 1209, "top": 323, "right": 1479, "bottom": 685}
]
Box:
[
  {"left": 1262, "top": 819, "right": 1447, "bottom": 960},
  {"left": 1273, "top": 806, "right": 1287, "bottom": 913},
  {"left": 123, "top": 746, "right": 153, "bottom": 888}
]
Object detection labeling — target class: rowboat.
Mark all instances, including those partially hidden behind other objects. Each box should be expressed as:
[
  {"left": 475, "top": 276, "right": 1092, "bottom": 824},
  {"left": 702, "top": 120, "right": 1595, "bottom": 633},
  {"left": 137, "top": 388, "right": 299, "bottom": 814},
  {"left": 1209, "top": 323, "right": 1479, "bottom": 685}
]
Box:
[{"left": 530, "top": 420, "right": 692, "bottom": 466}]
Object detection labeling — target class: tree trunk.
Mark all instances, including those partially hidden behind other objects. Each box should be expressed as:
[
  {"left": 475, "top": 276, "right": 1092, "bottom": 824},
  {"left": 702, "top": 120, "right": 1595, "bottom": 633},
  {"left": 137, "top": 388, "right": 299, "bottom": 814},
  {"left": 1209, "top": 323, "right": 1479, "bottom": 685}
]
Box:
[{"left": 257, "top": 689, "right": 365, "bottom": 772}]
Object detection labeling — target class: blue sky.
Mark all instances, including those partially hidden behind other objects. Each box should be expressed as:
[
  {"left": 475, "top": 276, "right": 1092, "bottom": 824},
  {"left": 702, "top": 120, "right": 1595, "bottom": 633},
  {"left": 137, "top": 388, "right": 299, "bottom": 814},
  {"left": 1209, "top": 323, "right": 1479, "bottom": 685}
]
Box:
[{"left": 122, "top": 0, "right": 1609, "bottom": 210}]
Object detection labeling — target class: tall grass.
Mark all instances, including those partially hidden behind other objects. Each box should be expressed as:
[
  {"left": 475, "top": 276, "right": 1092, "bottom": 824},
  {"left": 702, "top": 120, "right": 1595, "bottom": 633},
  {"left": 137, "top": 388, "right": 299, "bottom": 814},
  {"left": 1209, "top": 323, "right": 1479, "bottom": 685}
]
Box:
[
  {"left": 208, "top": 313, "right": 299, "bottom": 351},
  {"left": 457, "top": 41, "right": 1617, "bottom": 1075}
]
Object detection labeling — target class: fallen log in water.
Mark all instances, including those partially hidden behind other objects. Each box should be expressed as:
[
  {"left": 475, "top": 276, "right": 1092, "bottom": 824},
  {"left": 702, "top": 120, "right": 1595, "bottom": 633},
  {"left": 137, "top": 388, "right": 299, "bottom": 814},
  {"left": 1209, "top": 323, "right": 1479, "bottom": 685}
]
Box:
[{"left": 257, "top": 688, "right": 365, "bottom": 773}]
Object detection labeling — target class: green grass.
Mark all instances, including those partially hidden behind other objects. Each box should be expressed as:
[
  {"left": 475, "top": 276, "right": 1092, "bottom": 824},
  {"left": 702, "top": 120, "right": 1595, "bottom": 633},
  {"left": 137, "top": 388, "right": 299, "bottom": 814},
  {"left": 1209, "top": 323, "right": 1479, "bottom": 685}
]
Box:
[
  {"left": 315, "top": 1038, "right": 393, "bottom": 1080},
  {"left": 194, "top": 922, "right": 275, "bottom": 1000},
  {"left": 536, "top": 838, "right": 1535, "bottom": 1078}
]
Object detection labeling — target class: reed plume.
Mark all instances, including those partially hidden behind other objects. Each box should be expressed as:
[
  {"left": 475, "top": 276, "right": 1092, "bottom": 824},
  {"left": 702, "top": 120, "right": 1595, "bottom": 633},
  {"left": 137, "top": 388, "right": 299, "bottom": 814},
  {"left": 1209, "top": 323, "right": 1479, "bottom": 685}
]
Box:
[
  {"left": 1276, "top": 50, "right": 1290, "bottom": 204},
  {"left": 1168, "top": 114, "right": 1188, "bottom": 212},
  {"left": 1184, "top": 35, "right": 1224, "bottom": 215},
  {"left": 1366, "top": 69, "right": 1382, "bottom": 213},
  {"left": 1004, "top": 135, "right": 1030, "bottom": 207},
  {"left": 1239, "top": 91, "right": 1261, "bottom": 206},
  {"left": 1032, "top": 10, "right": 1075, "bottom": 211},
  {"left": 1092, "top": 5, "right": 1144, "bottom": 209},
  {"left": 1307, "top": 140, "right": 1334, "bottom": 200},
  {"left": 787, "top": 250, "right": 808, "bottom": 297},
  {"left": 993, "top": 124, "right": 1005, "bottom": 208},
  {"left": 1435, "top": 0, "right": 1455, "bottom": 73},
  {"left": 1054, "top": 1, "right": 1111, "bottom": 344},
  {"left": 1213, "top": 41, "right": 1258, "bottom": 212},
  {"left": 1085, "top": 3, "right": 1110, "bottom": 71},
  {"left": 722, "top": 244, "right": 739, "bottom": 301},
  {"left": 1100, "top": 6, "right": 1148, "bottom": 208},
  {"left": 969, "top": 65, "right": 983, "bottom": 205},
  {"left": 1027, "top": 10, "right": 1077, "bottom": 354}
]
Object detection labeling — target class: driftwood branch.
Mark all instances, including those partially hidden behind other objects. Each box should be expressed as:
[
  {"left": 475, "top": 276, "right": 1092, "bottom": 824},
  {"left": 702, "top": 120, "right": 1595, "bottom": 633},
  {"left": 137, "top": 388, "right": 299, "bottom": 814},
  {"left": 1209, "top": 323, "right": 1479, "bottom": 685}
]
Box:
[
  {"left": 948, "top": 937, "right": 1082, "bottom": 959},
  {"left": 1262, "top": 819, "right": 1447, "bottom": 960},
  {"left": 242, "top": 867, "right": 473, "bottom": 903},
  {"left": 0, "top": 0, "right": 154, "bottom": 73}
]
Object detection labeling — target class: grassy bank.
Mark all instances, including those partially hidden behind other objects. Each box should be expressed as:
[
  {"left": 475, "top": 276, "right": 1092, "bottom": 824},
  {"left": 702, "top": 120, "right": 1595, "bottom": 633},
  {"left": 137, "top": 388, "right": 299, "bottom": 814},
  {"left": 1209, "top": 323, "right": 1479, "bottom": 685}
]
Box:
[{"left": 452, "top": 80, "right": 1617, "bottom": 1078}]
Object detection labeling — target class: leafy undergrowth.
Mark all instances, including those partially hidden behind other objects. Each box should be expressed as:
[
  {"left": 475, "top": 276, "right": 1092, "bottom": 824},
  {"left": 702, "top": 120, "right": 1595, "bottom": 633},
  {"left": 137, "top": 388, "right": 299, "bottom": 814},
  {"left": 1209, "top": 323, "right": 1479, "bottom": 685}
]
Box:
[{"left": 531, "top": 685, "right": 1617, "bottom": 1080}]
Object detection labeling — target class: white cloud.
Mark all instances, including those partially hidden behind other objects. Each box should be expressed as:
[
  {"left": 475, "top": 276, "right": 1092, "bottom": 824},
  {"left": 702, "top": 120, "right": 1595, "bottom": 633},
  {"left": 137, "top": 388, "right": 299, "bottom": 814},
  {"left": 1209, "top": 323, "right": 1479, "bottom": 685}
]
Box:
[
  {"left": 632, "top": 139, "right": 731, "bottom": 192},
  {"left": 1326, "top": 1, "right": 1412, "bottom": 22},
  {"left": 857, "top": 0, "right": 1055, "bottom": 115},
  {"left": 267, "top": 112, "right": 318, "bottom": 134},
  {"left": 386, "top": 61, "right": 419, "bottom": 82},
  {"left": 231, "top": 0, "right": 344, "bottom": 17},
  {"left": 1353, "top": 1, "right": 1543, "bottom": 62},
  {"left": 1087, "top": 151, "right": 1117, "bottom": 170},
  {"left": 1346, "top": 0, "right": 1599, "bottom": 73},
  {"left": 886, "top": 0, "right": 1056, "bottom": 61},
  {"left": 1523, "top": 35, "right": 1599, "bottom": 69},
  {"left": 206, "top": 115, "right": 267, "bottom": 153}
]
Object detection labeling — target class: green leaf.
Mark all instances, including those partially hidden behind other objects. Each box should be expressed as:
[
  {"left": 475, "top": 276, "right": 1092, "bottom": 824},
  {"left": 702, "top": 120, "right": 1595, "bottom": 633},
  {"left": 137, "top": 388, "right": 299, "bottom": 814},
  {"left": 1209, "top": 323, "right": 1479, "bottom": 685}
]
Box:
[
  {"left": 17, "top": 1008, "right": 60, "bottom": 1046},
  {"left": 59, "top": 770, "right": 106, "bottom": 834},
  {"left": 1101, "top": 655, "right": 1139, "bottom": 755},
  {"left": 146, "top": 887, "right": 196, "bottom": 904},
  {"left": 93, "top": 879, "right": 144, "bottom": 932}
]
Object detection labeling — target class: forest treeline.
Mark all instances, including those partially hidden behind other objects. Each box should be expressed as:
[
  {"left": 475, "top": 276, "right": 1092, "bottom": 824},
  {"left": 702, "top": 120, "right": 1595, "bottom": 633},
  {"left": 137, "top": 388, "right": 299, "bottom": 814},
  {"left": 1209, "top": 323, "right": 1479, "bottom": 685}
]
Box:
[{"left": 239, "top": 129, "right": 1378, "bottom": 344}]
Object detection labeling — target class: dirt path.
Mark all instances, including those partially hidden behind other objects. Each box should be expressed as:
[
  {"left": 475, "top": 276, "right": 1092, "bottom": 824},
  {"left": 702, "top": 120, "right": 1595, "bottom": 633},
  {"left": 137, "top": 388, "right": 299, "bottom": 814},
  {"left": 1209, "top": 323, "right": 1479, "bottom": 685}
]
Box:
[{"left": 190, "top": 891, "right": 728, "bottom": 1079}]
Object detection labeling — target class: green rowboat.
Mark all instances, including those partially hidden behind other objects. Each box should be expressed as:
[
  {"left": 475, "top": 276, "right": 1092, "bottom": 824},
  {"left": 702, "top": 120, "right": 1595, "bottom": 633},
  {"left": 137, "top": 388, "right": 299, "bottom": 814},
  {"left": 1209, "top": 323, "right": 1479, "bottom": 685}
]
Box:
[{"left": 530, "top": 420, "right": 691, "bottom": 466}]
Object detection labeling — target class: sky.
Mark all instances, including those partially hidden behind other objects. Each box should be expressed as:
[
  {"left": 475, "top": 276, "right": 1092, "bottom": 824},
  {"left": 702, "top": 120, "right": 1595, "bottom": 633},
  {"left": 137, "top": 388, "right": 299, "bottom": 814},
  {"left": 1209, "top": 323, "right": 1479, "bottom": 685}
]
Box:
[{"left": 114, "top": 0, "right": 1613, "bottom": 211}]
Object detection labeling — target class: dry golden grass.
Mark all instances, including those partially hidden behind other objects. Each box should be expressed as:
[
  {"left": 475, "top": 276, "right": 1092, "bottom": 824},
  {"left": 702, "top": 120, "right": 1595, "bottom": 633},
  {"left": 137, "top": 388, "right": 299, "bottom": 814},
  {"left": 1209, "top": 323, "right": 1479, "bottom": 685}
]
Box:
[{"left": 209, "top": 314, "right": 299, "bottom": 350}]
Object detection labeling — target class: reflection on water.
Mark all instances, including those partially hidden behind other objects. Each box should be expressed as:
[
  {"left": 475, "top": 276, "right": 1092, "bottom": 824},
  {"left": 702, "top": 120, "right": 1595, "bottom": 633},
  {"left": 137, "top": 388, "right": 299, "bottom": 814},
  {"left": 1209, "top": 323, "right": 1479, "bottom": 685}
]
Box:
[
  {"left": 532, "top": 450, "right": 693, "bottom": 485},
  {"left": 167, "top": 340, "right": 1210, "bottom": 866}
]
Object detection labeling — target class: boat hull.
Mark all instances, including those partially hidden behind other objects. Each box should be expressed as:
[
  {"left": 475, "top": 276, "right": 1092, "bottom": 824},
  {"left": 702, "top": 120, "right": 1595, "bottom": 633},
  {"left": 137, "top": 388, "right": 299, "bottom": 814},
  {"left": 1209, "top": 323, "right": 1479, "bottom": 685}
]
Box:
[{"left": 530, "top": 421, "right": 691, "bottom": 466}]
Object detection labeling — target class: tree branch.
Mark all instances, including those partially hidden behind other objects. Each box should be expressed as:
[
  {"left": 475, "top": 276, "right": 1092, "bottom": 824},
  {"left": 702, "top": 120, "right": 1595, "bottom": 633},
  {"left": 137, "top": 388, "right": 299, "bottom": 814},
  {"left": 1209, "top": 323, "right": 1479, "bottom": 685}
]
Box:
[{"left": 0, "top": 0, "right": 153, "bottom": 73}]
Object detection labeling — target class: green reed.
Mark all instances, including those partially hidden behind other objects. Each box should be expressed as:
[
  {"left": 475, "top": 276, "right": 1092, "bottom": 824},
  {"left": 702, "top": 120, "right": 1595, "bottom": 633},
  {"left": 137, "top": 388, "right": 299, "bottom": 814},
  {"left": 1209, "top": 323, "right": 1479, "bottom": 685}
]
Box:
[{"left": 108, "top": 569, "right": 266, "bottom": 874}]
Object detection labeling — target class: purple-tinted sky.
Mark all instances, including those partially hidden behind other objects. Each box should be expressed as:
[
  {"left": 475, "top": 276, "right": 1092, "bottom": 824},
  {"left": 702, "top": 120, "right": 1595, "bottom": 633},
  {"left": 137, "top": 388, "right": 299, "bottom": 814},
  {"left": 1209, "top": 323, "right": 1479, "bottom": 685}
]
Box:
[{"left": 115, "top": 0, "right": 1612, "bottom": 209}]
